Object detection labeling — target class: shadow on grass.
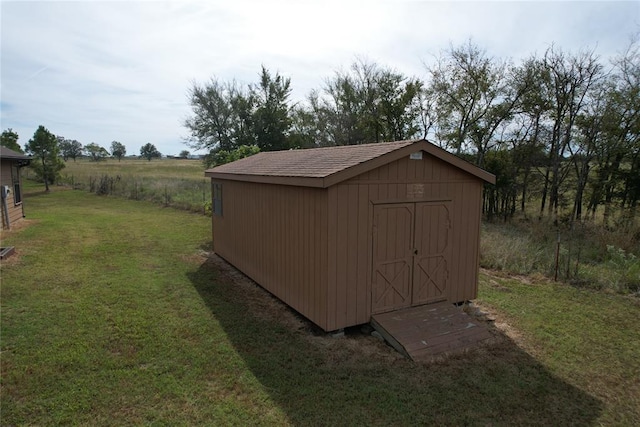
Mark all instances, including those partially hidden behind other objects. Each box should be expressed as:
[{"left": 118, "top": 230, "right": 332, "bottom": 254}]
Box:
[
  {"left": 23, "top": 189, "right": 51, "bottom": 198},
  {"left": 22, "top": 182, "right": 71, "bottom": 198},
  {"left": 188, "top": 256, "right": 602, "bottom": 426}
]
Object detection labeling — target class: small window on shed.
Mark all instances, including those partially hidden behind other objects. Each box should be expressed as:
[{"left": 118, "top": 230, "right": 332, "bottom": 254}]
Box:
[{"left": 212, "top": 182, "right": 223, "bottom": 216}]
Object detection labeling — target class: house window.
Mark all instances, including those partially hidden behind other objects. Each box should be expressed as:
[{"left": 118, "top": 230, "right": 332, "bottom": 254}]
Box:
[
  {"left": 212, "top": 182, "right": 223, "bottom": 216},
  {"left": 13, "top": 182, "right": 22, "bottom": 205},
  {"left": 11, "top": 165, "right": 22, "bottom": 206}
]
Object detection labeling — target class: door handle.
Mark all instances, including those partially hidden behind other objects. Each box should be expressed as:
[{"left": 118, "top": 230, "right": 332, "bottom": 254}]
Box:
[{"left": 413, "top": 249, "right": 418, "bottom": 255}]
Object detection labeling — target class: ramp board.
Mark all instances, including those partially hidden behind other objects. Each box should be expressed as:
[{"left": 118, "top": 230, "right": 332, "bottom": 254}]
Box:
[{"left": 370, "top": 302, "right": 493, "bottom": 361}]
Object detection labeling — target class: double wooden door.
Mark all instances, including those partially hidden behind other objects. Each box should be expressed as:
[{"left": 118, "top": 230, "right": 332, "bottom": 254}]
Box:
[{"left": 371, "top": 202, "right": 451, "bottom": 314}]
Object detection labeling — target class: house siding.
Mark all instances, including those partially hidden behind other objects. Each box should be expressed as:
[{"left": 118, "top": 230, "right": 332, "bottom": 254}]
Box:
[{"left": 1, "top": 160, "right": 25, "bottom": 229}]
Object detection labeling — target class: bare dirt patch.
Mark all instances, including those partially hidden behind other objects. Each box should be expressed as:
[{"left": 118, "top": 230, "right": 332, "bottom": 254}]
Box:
[
  {"left": 0, "top": 219, "right": 37, "bottom": 239},
  {"left": 470, "top": 299, "right": 525, "bottom": 346}
]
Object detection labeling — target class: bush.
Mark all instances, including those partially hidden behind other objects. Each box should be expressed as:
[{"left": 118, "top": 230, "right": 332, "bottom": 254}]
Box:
[{"left": 606, "top": 246, "right": 640, "bottom": 293}]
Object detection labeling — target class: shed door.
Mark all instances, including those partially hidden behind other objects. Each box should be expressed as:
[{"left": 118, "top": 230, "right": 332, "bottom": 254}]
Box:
[
  {"left": 371, "top": 204, "right": 414, "bottom": 313},
  {"left": 412, "top": 202, "right": 451, "bottom": 305},
  {"left": 371, "top": 202, "right": 451, "bottom": 314}
]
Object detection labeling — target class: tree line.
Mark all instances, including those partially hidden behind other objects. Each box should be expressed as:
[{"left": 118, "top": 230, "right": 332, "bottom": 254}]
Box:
[{"left": 185, "top": 37, "right": 639, "bottom": 225}]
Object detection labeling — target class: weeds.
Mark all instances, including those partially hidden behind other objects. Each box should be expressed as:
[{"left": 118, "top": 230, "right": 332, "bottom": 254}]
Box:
[
  {"left": 54, "top": 159, "right": 211, "bottom": 214},
  {"left": 603, "top": 246, "right": 640, "bottom": 293},
  {"left": 481, "top": 219, "right": 640, "bottom": 293}
]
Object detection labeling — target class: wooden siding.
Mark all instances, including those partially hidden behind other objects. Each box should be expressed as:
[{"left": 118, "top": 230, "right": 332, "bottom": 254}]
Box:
[
  {"left": 210, "top": 149, "right": 486, "bottom": 332},
  {"left": 0, "top": 160, "right": 24, "bottom": 229},
  {"left": 212, "top": 180, "right": 330, "bottom": 330},
  {"left": 325, "top": 153, "right": 484, "bottom": 330}
]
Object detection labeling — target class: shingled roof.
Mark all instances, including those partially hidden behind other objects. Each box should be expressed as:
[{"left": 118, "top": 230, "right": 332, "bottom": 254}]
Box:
[
  {"left": 0, "top": 146, "right": 31, "bottom": 161},
  {"left": 1, "top": 146, "right": 31, "bottom": 169},
  {"left": 205, "top": 139, "right": 495, "bottom": 188}
]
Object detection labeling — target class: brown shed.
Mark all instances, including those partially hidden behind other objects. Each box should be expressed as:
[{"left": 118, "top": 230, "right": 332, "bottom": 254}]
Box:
[
  {"left": 1, "top": 146, "right": 31, "bottom": 230},
  {"left": 205, "top": 139, "right": 495, "bottom": 331}
]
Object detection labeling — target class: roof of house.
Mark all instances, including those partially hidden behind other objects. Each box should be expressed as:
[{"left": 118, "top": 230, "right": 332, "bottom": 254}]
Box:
[
  {"left": 205, "top": 139, "right": 496, "bottom": 188},
  {"left": 0, "top": 146, "right": 31, "bottom": 161}
]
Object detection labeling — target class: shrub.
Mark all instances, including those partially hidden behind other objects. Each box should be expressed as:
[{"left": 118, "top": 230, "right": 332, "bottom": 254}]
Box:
[{"left": 606, "top": 245, "right": 640, "bottom": 293}]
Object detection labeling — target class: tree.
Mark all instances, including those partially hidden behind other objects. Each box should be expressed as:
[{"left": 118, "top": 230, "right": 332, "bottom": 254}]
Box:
[
  {"left": 615, "top": 37, "right": 640, "bottom": 220},
  {"left": 251, "top": 66, "right": 293, "bottom": 151},
  {"left": 538, "top": 46, "right": 603, "bottom": 222},
  {"left": 587, "top": 36, "right": 640, "bottom": 224},
  {"left": 179, "top": 150, "right": 190, "bottom": 159},
  {"left": 203, "top": 144, "right": 260, "bottom": 168},
  {"left": 140, "top": 143, "right": 161, "bottom": 161},
  {"left": 24, "top": 125, "right": 65, "bottom": 192},
  {"left": 184, "top": 78, "right": 254, "bottom": 152},
  {"left": 1, "top": 128, "right": 22, "bottom": 152},
  {"left": 377, "top": 69, "right": 424, "bottom": 141},
  {"left": 110, "top": 141, "right": 126, "bottom": 161},
  {"left": 185, "top": 67, "right": 296, "bottom": 155},
  {"left": 315, "top": 59, "right": 424, "bottom": 146},
  {"left": 482, "top": 149, "right": 518, "bottom": 220},
  {"left": 289, "top": 101, "right": 324, "bottom": 148},
  {"left": 428, "top": 40, "right": 523, "bottom": 166},
  {"left": 569, "top": 82, "right": 608, "bottom": 221},
  {"left": 59, "top": 139, "right": 83, "bottom": 161},
  {"left": 508, "top": 57, "right": 553, "bottom": 214},
  {"left": 321, "top": 60, "right": 378, "bottom": 145},
  {"left": 85, "top": 143, "right": 109, "bottom": 162}
]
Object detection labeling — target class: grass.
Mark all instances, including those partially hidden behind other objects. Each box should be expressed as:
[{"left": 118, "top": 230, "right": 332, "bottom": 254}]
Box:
[
  {"left": 57, "top": 157, "right": 207, "bottom": 181},
  {"left": 477, "top": 272, "right": 640, "bottom": 425},
  {"left": 1, "top": 184, "right": 638, "bottom": 425},
  {"left": 39, "top": 157, "right": 212, "bottom": 213}
]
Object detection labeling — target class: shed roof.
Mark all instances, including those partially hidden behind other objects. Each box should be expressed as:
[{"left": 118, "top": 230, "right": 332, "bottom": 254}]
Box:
[
  {"left": 205, "top": 139, "right": 495, "bottom": 188},
  {"left": 0, "top": 146, "right": 31, "bottom": 161}
]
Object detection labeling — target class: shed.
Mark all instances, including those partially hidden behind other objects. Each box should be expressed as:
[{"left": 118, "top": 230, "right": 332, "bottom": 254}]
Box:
[
  {"left": 205, "top": 139, "right": 495, "bottom": 332},
  {"left": 0, "top": 146, "right": 31, "bottom": 230}
]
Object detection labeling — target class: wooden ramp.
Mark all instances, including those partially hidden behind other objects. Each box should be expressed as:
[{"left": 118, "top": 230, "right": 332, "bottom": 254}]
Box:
[{"left": 370, "top": 302, "right": 493, "bottom": 361}]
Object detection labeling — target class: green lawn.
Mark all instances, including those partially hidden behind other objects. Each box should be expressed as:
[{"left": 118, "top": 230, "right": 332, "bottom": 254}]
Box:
[{"left": 1, "top": 185, "right": 638, "bottom": 425}]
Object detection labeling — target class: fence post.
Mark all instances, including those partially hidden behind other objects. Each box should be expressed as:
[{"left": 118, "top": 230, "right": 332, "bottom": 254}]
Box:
[{"left": 554, "top": 233, "right": 560, "bottom": 282}]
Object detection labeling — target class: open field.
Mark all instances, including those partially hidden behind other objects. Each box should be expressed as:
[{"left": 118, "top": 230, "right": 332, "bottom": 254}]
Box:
[
  {"left": 56, "top": 157, "right": 207, "bottom": 181},
  {"left": 1, "top": 184, "right": 639, "bottom": 425},
  {"left": 34, "top": 157, "right": 212, "bottom": 213}
]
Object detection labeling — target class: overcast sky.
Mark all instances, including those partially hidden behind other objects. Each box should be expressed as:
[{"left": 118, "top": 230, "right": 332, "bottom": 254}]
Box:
[{"left": 1, "top": 1, "right": 639, "bottom": 156}]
